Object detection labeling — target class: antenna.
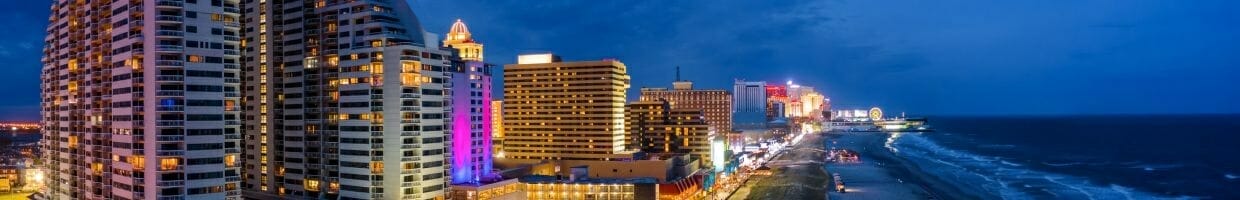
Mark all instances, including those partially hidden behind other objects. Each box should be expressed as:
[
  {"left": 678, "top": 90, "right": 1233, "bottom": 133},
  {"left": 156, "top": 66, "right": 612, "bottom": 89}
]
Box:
[{"left": 675, "top": 66, "right": 681, "bottom": 81}]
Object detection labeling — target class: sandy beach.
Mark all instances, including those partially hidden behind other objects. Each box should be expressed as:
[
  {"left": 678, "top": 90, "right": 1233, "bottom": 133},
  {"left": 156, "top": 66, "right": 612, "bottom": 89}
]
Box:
[{"left": 824, "top": 132, "right": 979, "bottom": 200}]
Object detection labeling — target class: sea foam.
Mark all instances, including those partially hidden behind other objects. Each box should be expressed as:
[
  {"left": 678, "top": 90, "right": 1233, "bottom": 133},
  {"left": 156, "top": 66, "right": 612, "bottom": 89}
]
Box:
[{"left": 890, "top": 133, "right": 1178, "bottom": 200}]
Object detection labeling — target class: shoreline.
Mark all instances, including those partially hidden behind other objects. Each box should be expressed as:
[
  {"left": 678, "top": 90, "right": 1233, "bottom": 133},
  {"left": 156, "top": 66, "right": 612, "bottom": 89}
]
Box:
[
  {"left": 824, "top": 132, "right": 981, "bottom": 200},
  {"left": 865, "top": 132, "right": 986, "bottom": 200}
]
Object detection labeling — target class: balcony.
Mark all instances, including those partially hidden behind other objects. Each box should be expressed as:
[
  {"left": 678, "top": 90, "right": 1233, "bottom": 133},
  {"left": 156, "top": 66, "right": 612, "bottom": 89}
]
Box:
[
  {"left": 400, "top": 106, "right": 419, "bottom": 111},
  {"left": 223, "top": 50, "right": 239, "bottom": 56},
  {"left": 157, "top": 150, "right": 184, "bottom": 156},
  {"left": 225, "top": 78, "right": 240, "bottom": 84},
  {"left": 156, "top": 105, "right": 184, "bottom": 111},
  {"left": 400, "top": 132, "right": 419, "bottom": 137},
  {"left": 223, "top": 64, "right": 239, "bottom": 69},
  {"left": 155, "top": 30, "right": 184, "bottom": 38},
  {"left": 155, "top": 0, "right": 183, "bottom": 8},
  {"left": 155, "top": 15, "right": 183, "bottom": 23},
  {"left": 222, "top": 21, "right": 240, "bottom": 28},
  {"left": 156, "top": 75, "right": 183, "bottom": 82},
  {"left": 156, "top": 60, "right": 184, "bottom": 67},
  {"left": 157, "top": 135, "right": 184, "bottom": 141},
  {"left": 156, "top": 90, "right": 184, "bottom": 96},
  {"left": 156, "top": 120, "right": 184, "bottom": 126},
  {"left": 400, "top": 94, "right": 419, "bottom": 98},
  {"left": 157, "top": 180, "right": 184, "bottom": 187},
  {"left": 156, "top": 45, "right": 183, "bottom": 52},
  {"left": 401, "top": 144, "right": 419, "bottom": 149}
]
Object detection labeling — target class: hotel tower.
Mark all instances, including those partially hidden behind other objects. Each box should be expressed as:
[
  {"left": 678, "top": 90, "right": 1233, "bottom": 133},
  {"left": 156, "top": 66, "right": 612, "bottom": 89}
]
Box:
[
  {"left": 40, "top": 0, "right": 243, "bottom": 199},
  {"left": 502, "top": 54, "right": 632, "bottom": 161},
  {"left": 241, "top": 0, "right": 452, "bottom": 199},
  {"left": 442, "top": 20, "right": 495, "bottom": 184}
]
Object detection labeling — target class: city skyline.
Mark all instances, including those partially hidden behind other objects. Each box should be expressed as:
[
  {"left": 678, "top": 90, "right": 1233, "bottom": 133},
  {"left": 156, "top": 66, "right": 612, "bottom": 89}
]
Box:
[
  {"left": 13, "top": 1, "right": 1240, "bottom": 200},
  {"left": 4, "top": 1, "right": 1240, "bottom": 121}
]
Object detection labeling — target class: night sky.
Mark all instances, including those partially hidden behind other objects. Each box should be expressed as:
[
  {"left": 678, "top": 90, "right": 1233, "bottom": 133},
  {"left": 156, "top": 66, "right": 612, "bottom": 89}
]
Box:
[{"left": 3, "top": 0, "right": 1238, "bottom": 121}]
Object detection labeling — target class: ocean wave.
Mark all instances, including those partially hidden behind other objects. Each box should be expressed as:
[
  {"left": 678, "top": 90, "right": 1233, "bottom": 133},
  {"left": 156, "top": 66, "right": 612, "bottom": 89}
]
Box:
[
  {"left": 890, "top": 133, "right": 1182, "bottom": 200},
  {"left": 1225, "top": 173, "right": 1239, "bottom": 180},
  {"left": 1127, "top": 163, "right": 1185, "bottom": 172},
  {"left": 1043, "top": 162, "right": 1084, "bottom": 167}
]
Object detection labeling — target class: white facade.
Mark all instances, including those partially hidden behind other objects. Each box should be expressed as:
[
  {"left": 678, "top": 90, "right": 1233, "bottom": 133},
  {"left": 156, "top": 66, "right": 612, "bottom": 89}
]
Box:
[{"left": 40, "top": 0, "right": 243, "bottom": 199}]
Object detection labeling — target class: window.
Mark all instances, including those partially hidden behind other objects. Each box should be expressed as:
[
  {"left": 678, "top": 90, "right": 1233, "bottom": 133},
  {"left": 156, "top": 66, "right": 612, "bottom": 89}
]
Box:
[{"left": 160, "top": 157, "right": 180, "bottom": 170}]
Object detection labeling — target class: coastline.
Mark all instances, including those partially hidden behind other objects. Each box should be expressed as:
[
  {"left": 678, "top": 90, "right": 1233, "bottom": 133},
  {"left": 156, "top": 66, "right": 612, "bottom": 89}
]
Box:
[{"left": 824, "top": 132, "right": 980, "bottom": 200}]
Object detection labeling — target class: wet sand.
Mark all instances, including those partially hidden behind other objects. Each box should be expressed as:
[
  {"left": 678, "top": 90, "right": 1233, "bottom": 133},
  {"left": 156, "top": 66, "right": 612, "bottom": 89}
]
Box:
[{"left": 825, "top": 132, "right": 980, "bottom": 200}]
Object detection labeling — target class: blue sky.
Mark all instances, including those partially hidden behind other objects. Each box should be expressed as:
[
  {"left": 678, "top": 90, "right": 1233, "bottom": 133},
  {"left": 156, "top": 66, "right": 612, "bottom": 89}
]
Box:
[{"left": 2, "top": 0, "right": 1238, "bottom": 120}]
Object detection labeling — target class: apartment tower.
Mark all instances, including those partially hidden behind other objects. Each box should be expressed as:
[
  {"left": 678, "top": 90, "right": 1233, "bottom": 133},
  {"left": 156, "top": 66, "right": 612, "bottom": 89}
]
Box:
[
  {"left": 502, "top": 54, "right": 632, "bottom": 161},
  {"left": 639, "top": 81, "right": 732, "bottom": 132},
  {"left": 241, "top": 0, "right": 452, "bottom": 199},
  {"left": 39, "top": 0, "right": 243, "bottom": 199}
]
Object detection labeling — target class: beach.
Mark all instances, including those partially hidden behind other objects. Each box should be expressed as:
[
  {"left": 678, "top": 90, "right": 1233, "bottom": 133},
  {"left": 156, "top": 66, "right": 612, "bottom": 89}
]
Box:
[
  {"left": 729, "top": 133, "right": 830, "bottom": 200},
  {"left": 824, "top": 132, "right": 979, "bottom": 200}
]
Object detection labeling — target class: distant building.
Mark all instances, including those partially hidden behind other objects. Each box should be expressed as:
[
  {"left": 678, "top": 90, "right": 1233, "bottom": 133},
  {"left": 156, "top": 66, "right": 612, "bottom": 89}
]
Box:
[
  {"left": 491, "top": 100, "right": 505, "bottom": 158},
  {"left": 639, "top": 80, "right": 732, "bottom": 132},
  {"left": 733, "top": 80, "right": 768, "bottom": 130},
  {"left": 626, "top": 101, "right": 714, "bottom": 167},
  {"left": 765, "top": 84, "right": 788, "bottom": 120},
  {"left": 503, "top": 53, "right": 633, "bottom": 161}
]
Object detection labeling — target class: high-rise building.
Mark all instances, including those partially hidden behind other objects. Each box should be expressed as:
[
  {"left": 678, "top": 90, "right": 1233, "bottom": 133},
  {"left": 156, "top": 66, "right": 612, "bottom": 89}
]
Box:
[
  {"left": 447, "top": 61, "right": 494, "bottom": 184},
  {"left": 490, "top": 100, "right": 504, "bottom": 158},
  {"left": 765, "top": 84, "right": 788, "bottom": 120},
  {"left": 39, "top": 0, "right": 243, "bottom": 199},
  {"left": 732, "top": 80, "right": 768, "bottom": 130},
  {"left": 443, "top": 19, "right": 483, "bottom": 62},
  {"left": 625, "top": 101, "right": 713, "bottom": 166},
  {"left": 241, "top": 1, "right": 452, "bottom": 199},
  {"left": 639, "top": 81, "right": 732, "bottom": 132},
  {"left": 503, "top": 53, "right": 632, "bottom": 161}
]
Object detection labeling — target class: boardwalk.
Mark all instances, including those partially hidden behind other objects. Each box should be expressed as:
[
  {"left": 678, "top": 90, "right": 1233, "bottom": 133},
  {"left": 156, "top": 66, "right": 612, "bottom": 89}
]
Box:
[{"left": 731, "top": 134, "right": 830, "bottom": 200}]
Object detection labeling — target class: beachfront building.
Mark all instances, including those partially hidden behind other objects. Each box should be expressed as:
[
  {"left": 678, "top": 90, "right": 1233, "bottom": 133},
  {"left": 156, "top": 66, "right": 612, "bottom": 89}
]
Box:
[
  {"left": 444, "top": 19, "right": 497, "bottom": 184},
  {"left": 733, "top": 80, "right": 768, "bottom": 130},
  {"left": 502, "top": 53, "right": 633, "bottom": 161},
  {"left": 625, "top": 101, "right": 714, "bottom": 166},
  {"left": 39, "top": 0, "right": 243, "bottom": 199},
  {"left": 241, "top": 0, "right": 452, "bottom": 199},
  {"left": 639, "top": 80, "right": 733, "bottom": 132}
]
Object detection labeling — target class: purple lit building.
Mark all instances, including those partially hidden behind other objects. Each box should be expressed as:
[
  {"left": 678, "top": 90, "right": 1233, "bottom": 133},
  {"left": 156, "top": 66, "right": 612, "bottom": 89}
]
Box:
[{"left": 448, "top": 61, "right": 494, "bottom": 184}]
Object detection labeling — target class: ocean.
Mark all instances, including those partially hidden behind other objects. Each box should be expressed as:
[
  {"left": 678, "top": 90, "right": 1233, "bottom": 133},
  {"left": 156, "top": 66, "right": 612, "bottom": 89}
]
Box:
[{"left": 886, "top": 115, "right": 1240, "bottom": 199}]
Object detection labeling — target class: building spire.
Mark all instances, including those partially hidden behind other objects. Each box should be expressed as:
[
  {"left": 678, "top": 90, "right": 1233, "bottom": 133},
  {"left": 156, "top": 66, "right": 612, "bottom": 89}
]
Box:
[{"left": 675, "top": 66, "right": 681, "bottom": 81}]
